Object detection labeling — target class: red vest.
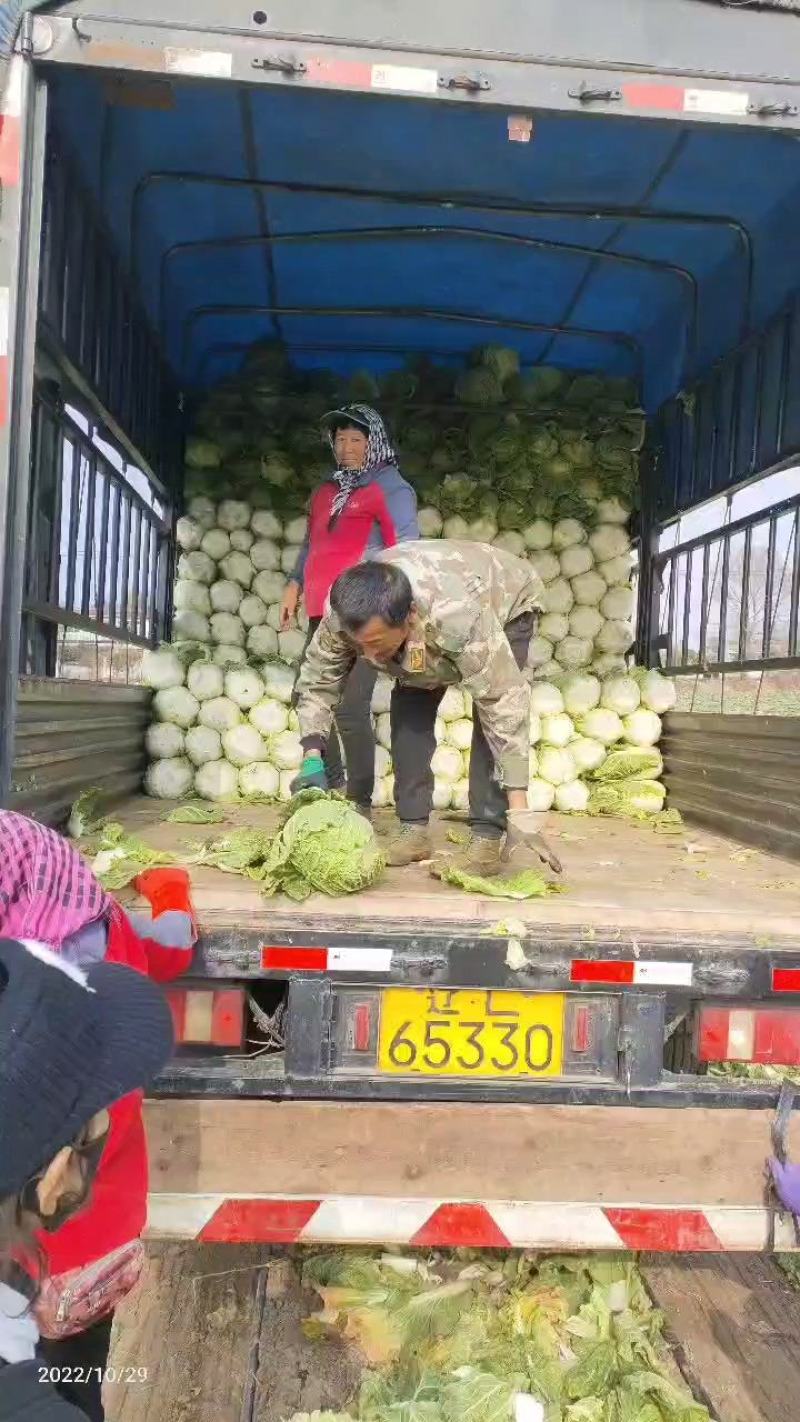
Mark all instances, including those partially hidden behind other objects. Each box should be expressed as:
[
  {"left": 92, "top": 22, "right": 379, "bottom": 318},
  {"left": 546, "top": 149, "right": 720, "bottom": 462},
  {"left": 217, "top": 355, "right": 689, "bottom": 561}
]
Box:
[
  {"left": 38, "top": 910, "right": 191, "bottom": 1274},
  {"left": 303, "top": 480, "right": 397, "bottom": 616}
]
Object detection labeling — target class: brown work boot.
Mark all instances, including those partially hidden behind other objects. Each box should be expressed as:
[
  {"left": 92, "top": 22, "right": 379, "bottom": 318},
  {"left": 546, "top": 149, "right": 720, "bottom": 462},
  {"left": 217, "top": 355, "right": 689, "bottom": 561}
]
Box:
[
  {"left": 441, "top": 834, "right": 504, "bottom": 877},
  {"left": 383, "top": 822, "right": 433, "bottom": 866}
]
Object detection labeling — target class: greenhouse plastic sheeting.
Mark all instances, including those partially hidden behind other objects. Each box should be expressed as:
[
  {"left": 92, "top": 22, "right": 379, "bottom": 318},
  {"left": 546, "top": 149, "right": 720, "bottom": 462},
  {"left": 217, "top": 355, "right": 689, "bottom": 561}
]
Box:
[{"left": 46, "top": 66, "right": 800, "bottom": 412}]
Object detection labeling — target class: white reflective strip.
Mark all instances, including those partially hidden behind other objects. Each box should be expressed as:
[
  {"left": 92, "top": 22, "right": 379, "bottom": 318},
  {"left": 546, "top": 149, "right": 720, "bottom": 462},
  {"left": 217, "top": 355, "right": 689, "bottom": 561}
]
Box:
[
  {"left": 328, "top": 947, "right": 393, "bottom": 973},
  {"left": 728, "top": 1008, "right": 756, "bottom": 1060},
  {"left": 299, "top": 1196, "right": 433, "bottom": 1243},
  {"left": 371, "top": 63, "right": 438, "bottom": 96},
  {"left": 1, "top": 57, "right": 22, "bottom": 118},
  {"left": 146, "top": 1194, "right": 224, "bottom": 1239},
  {"left": 684, "top": 88, "right": 749, "bottom": 117},
  {"left": 705, "top": 1207, "right": 793, "bottom": 1250},
  {"left": 0, "top": 286, "right": 10, "bottom": 357},
  {"left": 633, "top": 961, "right": 693, "bottom": 987},
  {"left": 184, "top": 990, "right": 214, "bottom": 1041},
  {"left": 164, "top": 48, "right": 233, "bottom": 79},
  {"left": 492, "top": 1202, "right": 624, "bottom": 1249}
]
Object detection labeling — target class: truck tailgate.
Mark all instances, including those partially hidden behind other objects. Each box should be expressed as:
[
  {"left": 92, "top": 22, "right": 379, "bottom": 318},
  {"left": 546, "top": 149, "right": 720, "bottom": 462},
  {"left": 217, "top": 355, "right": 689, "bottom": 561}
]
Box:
[{"left": 144, "top": 1097, "right": 800, "bottom": 1252}]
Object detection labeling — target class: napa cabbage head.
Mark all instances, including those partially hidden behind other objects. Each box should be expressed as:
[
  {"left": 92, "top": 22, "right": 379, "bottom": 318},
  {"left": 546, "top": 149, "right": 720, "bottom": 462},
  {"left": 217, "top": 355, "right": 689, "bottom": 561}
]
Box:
[
  {"left": 589, "top": 778, "right": 666, "bottom": 816},
  {"left": 592, "top": 747, "right": 663, "bottom": 781},
  {"left": 259, "top": 790, "right": 385, "bottom": 899}
]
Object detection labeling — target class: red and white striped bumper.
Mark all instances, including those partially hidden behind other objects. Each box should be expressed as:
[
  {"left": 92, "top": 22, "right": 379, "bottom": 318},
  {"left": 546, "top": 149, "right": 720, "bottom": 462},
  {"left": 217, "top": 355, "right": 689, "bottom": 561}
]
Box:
[{"left": 146, "top": 1194, "right": 798, "bottom": 1252}]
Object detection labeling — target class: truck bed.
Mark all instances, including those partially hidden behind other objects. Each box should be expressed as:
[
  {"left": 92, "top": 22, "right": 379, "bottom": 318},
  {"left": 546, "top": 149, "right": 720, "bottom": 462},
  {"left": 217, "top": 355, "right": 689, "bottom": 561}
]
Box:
[{"left": 113, "top": 797, "right": 800, "bottom": 946}]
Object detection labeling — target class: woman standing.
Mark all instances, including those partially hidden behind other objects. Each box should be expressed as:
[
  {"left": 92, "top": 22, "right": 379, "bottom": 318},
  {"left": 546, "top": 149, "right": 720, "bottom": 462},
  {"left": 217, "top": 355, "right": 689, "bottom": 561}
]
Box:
[{"left": 281, "top": 403, "right": 418, "bottom": 812}]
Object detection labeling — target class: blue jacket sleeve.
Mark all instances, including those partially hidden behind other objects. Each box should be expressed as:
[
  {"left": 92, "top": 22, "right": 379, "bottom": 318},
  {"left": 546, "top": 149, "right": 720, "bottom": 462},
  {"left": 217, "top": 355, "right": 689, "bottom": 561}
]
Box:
[
  {"left": 378, "top": 467, "right": 419, "bottom": 543},
  {"left": 289, "top": 495, "right": 314, "bottom": 586},
  {"left": 290, "top": 532, "right": 310, "bottom": 587}
]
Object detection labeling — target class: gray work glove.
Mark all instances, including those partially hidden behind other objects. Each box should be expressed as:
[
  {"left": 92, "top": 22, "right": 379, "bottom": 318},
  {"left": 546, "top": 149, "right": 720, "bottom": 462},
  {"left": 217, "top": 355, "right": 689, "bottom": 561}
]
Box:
[{"left": 504, "top": 809, "right": 563, "bottom": 876}]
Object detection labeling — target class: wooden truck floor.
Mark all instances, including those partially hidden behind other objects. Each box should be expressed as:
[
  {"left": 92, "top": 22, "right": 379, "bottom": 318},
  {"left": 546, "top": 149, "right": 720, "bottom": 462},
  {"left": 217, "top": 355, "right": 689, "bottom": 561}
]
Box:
[
  {"left": 105, "top": 1245, "right": 800, "bottom": 1422},
  {"left": 114, "top": 797, "right": 800, "bottom": 944}
]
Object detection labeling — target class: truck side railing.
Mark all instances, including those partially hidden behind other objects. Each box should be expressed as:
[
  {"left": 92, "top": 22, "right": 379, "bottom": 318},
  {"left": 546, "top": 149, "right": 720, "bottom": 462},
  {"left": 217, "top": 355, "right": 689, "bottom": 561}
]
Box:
[{"left": 20, "top": 379, "right": 172, "bottom": 675}]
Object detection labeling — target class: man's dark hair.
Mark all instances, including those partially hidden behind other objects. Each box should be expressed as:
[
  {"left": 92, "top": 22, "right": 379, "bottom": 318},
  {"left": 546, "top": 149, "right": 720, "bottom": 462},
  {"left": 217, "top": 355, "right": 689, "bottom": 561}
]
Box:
[{"left": 330, "top": 562, "right": 413, "bottom": 631}]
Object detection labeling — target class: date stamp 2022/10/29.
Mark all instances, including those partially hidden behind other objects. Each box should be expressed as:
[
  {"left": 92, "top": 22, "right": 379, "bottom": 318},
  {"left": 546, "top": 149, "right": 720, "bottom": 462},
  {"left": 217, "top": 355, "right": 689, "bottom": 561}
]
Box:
[{"left": 38, "top": 1366, "right": 150, "bottom": 1386}]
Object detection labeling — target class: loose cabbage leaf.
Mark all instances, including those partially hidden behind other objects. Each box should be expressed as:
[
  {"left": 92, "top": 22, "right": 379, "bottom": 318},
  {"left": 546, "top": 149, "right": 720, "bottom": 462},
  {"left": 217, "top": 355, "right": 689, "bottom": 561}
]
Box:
[
  {"left": 91, "top": 822, "right": 176, "bottom": 890},
  {"left": 165, "top": 802, "right": 226, "bottom": 824},
  {"left": 296, "top": 1248, "right": 710, "bottom": 1422},
  {"left": 431, "top": 863, "right": 563, "bottom": 900},
  {"left": 68, "top": 787, "right": 108, "bottom": 839},
  {"left": 441, "top": 1369, "right": 523, "bottom": 1422},
  {"left": 188, "top": 827, "right": 273, "bottom": 873}
]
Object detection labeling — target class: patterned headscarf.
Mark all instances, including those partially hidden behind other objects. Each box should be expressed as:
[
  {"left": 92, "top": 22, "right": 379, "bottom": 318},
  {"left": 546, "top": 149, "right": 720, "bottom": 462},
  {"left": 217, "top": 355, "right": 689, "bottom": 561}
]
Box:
[
  {"left": 0, "top": 811, "right": 112, "bottom": 949},
  {"left": 326, "top": 404, "right": 396, "bottom": 521}
]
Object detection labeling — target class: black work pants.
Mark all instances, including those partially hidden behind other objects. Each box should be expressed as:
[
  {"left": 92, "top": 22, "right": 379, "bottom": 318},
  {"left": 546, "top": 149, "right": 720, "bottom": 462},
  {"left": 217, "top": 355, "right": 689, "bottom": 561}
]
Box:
[
  {"left": 390, "top": 613, "right": 534, "bottom": 837},
  {"left": 306, "top": 617, "right": 378, "bottom": 807},
  {"left": 39, "top": 1313, "right": 114, "bottom": 1421}
]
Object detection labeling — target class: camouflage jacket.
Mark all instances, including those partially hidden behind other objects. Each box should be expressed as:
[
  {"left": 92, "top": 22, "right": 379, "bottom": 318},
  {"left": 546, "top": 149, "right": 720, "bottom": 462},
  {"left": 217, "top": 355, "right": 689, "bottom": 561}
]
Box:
[{"left": 295, "top": 540, "right": 544, "bottom": 788}]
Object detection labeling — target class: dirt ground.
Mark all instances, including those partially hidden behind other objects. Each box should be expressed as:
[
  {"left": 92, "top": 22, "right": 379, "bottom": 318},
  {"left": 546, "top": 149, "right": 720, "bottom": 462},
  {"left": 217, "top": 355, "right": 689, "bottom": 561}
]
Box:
[
  {"left": 106, "top": 1245, "right": 360, "bottom": 1422},
  {"left": 107, "top": 1245, "right": 800, "bottom": 1422}
]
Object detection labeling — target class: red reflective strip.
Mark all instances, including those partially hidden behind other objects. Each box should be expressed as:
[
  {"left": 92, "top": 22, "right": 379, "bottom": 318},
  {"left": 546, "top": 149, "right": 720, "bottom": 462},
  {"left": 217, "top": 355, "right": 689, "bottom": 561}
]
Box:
[
  {"left": 572, "top": 1004, "right": 591, "bottom": 1053},
  {"left": 571, "top": 960, "right": 635, "bottom": 985},
  {"left": 353, "top": 1002, "right": 372, "bottom": 1052},
  {"left": 164, "top": 987, "right": 187, "bottom": 1042},
  {"left": 410, "top": 1203, "right": 511, "bottom": 1250},
  {"left": 605, "top": 1207, "right": 723, "bottom": 1252},
  {"left": 211, "top": 989, "right": 246, "bottom": 1048},
  {"left": 697, "top": 1007, "right": 730, "bottom": 1062},
  {"left": 773, "top": 967, "right": 800, "bottom": 993},
  {"left": 0, "top": 115, "right": 20, "bottom": 186},
  {"left": 306, "top": 57, "right": 373, "bottom": 89},
  {"left": 622, "top": 83, "right": 684, "bottom": 112},
  {"left": 261, "top": 946, "right": 328, "bottom": 971},
  {"left": 199, "top": 1199, "right": 321, "bottom": 1244}
]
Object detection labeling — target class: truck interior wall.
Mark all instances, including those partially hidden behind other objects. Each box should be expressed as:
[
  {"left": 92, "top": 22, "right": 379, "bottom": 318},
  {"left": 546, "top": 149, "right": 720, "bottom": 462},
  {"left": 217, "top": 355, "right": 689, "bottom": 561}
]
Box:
[
  {"left": 17, "top": 63, "right": 800, "bottom": 834},
  {"left": 10, "top": 677, "right": 150, "bottom": 824},
  {"left": 662, "top": 712, "right": 800, "bottom": 861}
]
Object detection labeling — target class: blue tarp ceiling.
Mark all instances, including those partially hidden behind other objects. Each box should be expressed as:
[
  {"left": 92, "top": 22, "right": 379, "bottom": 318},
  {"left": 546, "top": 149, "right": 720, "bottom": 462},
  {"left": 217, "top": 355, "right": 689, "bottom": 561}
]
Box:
[{"left": 49, "top": 68, "right": 800, "bottom": 412}]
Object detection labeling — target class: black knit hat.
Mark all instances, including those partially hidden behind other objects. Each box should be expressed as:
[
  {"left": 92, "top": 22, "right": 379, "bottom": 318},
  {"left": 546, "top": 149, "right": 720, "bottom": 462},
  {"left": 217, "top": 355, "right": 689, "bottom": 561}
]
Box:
[{"left": 0, "top": 938, "right": 174, "bottom": 1196}]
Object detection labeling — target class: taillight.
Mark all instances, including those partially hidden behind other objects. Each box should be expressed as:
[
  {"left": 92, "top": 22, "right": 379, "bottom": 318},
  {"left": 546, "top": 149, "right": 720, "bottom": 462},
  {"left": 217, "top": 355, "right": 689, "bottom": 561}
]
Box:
[
  {"left": 698, "top": 1006, "right": 800, "bottom": 1065},
  {"left": 165, "top": 986, "right": 246, "bottom": 1049}
]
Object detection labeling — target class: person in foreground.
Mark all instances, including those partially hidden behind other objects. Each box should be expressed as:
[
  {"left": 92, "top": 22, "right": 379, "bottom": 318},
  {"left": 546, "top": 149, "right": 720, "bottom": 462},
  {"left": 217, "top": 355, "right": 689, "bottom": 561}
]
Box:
[
  {"left": 0, "top": 810, "right": 196, "bottom": 1421},
  {"left": 293, "top": 539, "right": 562, "bottom": 876},
  {"left": 281, "top": 403, "right": 418, "bottom": 813},
  {"left": 0, "top": 936, "right": 174, "bottom": 1421}
]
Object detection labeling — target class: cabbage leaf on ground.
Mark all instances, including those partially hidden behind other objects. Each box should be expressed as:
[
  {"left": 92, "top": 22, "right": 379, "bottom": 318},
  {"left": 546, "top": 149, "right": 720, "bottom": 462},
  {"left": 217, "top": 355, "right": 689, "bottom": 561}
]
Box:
[
  {"left": 90, "top": 822, "right": 176, "bottom": 890},
  {"left": 294, "top": 1250, "right": 709, "bottom": 1422},
  {"left": 430, "top": 862, "right": 564, "bottom": 900}
]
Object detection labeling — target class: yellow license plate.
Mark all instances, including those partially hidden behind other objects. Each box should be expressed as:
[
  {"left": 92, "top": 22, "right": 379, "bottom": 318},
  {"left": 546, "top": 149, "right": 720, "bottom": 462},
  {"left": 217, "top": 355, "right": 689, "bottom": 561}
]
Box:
[{"left": 378, "top": 988, "right": 564, "bottom": 1078}]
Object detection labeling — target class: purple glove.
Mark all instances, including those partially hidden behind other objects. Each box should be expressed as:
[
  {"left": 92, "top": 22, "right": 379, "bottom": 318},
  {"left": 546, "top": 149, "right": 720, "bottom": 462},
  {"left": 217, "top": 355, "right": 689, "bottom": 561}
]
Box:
[{"left": 769, "top": 1158, "right": 800, "bottom": 1213}]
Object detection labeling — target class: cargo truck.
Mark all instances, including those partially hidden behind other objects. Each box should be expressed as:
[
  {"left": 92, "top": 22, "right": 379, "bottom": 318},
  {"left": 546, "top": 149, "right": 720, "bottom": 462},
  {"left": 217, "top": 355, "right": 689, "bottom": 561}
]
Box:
[{"left": 2, "top": 0, "right": 800, "bottom": 1254}]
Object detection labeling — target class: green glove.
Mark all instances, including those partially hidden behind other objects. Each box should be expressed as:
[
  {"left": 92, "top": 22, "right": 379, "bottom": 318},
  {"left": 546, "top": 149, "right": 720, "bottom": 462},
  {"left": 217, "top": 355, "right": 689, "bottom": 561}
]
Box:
[{"left": 291, "top": 754, "right": 329, "bottom": 794}]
